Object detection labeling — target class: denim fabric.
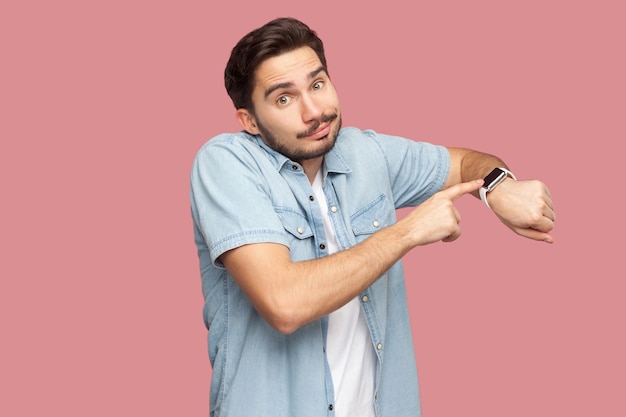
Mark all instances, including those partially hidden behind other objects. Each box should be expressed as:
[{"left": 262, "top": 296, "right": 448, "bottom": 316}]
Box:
[{"left": 190, "top": 127, "right": 449, "bottom": 417}]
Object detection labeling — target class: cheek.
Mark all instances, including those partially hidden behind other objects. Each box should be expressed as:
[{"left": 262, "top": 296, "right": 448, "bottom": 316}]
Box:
[
  {"left": 326, "top": 84, "right": 340, "bottom": 103},
  {"left": 270, "top": 108, "right": 302, "bottom": 129},
  {"left": 259, "top": 111, "right": 299, "bottom": 137},
  {"left": 324, "top": 96, "right": 340, "bottom": 115}
]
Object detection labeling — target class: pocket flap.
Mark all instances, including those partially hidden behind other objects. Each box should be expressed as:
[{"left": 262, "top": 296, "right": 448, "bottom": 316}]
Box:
[
  {"left": 351, "top": 194, "right": 393, "bottom": 235},
  {"left": 276, "top": 208, "right": 314, "bottom": 240}
]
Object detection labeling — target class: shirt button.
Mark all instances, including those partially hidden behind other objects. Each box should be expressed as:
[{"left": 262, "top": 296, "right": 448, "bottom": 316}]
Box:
[
  {"left": 297, "top": 227, "right": 303, "bottom": 234},
  {"left": 309, "top": 195, "right": 315, "bottom": 201},
  {"left": 330, "top": 206, "right": 338, "bottom": 213},
  {"left": 292, "top": 165, "right": 298, "bottom": 170},
  {"left": 319, "top": 244, "right": 326, "bottom": 250},
  {"left": 361, "top": 295, "right": 369, "bottom": 303},
  {"left": 328, "top": 404, "right": 334, "bottom": 411},
  {"left": 373, "top": 220, "right": 380, "bottom": 228},
  {"left": 377, "top": 343, "right": 383, "bottom": 350}
]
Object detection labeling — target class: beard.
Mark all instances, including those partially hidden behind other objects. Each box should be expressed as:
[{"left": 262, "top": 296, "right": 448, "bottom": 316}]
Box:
[{"left": 256, "top": 113, "right": 342, "bottom": 163}]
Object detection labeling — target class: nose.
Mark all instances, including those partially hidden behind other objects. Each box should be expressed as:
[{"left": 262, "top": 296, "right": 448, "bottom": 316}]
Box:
[{"left": 300, "top": 93, "right": 323, "bottom": 122}]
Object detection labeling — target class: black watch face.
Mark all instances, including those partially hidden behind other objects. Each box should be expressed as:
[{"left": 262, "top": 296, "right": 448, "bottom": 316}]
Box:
[{"left": 484, "top": 168, "right": 505, "bottom": 186}]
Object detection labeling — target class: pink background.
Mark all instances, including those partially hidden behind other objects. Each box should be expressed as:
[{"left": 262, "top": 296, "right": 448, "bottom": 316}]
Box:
[{"left": 1, "top": 1, "right": 624, "bottom": 416}]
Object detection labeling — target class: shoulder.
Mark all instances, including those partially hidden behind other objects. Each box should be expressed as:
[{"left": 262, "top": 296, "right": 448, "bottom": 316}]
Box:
[
  {"left": 334, "top": 127, "right": 425, "bottom": 159},
  {"left": 336, "top": 127, "right": 381, "bottom": 143},
  {"left": 336, "top": 127, "right": 448, "bottom": 158},
  {"left": 192, "top": 131, "right": 269, "bottom": 167},
  {"left": 195, "top": 131, "right": 259, "bottom": 155},
  {"left": 333, "top": 127, "right": 384, "bottom": 155},
  {"left": 335, "top": 127, "right": 417, "bottom": 148}
]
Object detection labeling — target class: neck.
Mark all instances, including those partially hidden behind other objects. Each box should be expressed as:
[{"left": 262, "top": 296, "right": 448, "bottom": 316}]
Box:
[{"left": 300, "top": 157, "right": 323, "bottom": 184}]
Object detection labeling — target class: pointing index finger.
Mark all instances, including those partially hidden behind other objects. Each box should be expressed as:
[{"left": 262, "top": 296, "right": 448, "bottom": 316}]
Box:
[{"left": 441, "top": 179, "right": 484, "bottom": 201}]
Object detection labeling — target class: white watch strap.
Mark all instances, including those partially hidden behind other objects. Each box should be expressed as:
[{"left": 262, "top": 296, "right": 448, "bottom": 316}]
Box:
[{"left": 480, "top": 168, "right": 517, "bottom": 208}]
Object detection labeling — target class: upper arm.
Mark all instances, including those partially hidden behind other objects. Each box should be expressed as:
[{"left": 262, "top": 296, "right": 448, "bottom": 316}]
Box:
[
  {"left": 358, "top": 130, "right": 450, "bottom": 207},
  {"left": 442, "top": 147, "right": 466, "bottom": 189},
  {"left": 443, "top": 146, "right": 507, "bottom": 190},
  {"left": 190, "top": 138, "right": 290, "bottom": 267},
  {"left": 220, "top": 242, "right": 297, "bottom": 333}
]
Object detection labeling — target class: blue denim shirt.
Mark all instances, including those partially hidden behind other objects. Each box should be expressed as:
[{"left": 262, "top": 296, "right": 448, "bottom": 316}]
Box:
[{"left": 190, "top": 127, "right": 450, "bottom": 417}]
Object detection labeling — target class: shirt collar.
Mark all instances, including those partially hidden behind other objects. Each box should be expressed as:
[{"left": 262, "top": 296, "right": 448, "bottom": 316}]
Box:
[{"left": 247, "top": 130, "right": 352, "bottom": 176}]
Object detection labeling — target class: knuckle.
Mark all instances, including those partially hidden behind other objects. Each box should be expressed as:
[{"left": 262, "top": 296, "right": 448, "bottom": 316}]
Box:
[{"left": 528, "top": 210, "right": 543, "bottom": 224}]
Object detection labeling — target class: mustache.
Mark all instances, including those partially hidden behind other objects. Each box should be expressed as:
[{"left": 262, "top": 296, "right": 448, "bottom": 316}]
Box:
[{"left": 297, "top": 113, "right": 338, "bottom": 138}]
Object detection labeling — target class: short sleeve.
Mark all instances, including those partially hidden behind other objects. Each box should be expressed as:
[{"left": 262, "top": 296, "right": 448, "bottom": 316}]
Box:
[
  {"left": 361, "top": 130, "right": 450, "bottom": 208},
  {"left": 190, "top": 135, "right": 290, "bottom": 267}
]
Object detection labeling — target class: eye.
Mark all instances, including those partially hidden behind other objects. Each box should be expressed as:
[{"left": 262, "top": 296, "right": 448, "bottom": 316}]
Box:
[
  {"left": 276, "top": 95, "right": 292, "bottom": 106},
  {"left": 312, "top": 81, "right": 324, "bottom": 90}
]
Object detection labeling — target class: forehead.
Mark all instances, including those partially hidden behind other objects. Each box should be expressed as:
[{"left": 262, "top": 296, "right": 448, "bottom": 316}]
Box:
[{"left": 253, "top": 46, "right": 324, "bottom": 93}]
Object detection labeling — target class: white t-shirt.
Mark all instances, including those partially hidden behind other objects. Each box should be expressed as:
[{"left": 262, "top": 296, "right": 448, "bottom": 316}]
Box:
[{"left": 312, "top": 170, "right": 376, "bottom": 417}]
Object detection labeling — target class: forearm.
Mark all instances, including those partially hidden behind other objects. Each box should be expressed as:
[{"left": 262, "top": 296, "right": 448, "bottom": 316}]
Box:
[
  {"left": 260, "top": 219, "right": 416, "bottom": 333},
  {"left": 222, "top": 180, "right": 482, "bottom": 334},
  {"left": 446, "top": 147, "right": 510, "bottom": 195}
]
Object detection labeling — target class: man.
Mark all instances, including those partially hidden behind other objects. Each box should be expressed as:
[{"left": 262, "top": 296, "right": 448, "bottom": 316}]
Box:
[{"left": 190, "top": 17, "right": 555, "bottom": 417}]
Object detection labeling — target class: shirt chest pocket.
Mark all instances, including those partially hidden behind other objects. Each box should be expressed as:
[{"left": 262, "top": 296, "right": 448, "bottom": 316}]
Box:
[
  {"left": 276, "top": 208, "right": 314, "bottom": 240},
  {"left": 350, "top": 194, "right": 395, "bottom": 237}
]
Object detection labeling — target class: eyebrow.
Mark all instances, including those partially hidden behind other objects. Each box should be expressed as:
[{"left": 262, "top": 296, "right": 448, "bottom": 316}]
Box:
[{"left": 264, "top": 66, "right": 326, "bottom": 99}]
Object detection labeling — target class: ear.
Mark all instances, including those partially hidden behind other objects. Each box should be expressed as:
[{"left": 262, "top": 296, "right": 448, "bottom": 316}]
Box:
[{"left": 236, "top": 109, "right": 260, "bottom": 135}]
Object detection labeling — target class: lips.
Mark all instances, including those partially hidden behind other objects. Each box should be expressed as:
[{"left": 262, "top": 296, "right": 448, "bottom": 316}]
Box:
[{"left": 304, "top": 123, "right": 331, "bottom": 140}]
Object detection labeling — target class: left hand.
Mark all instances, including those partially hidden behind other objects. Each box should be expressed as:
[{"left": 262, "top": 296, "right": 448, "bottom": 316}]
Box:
[{"left": 486, "top": 178, "right": 556, "bottom": 243}]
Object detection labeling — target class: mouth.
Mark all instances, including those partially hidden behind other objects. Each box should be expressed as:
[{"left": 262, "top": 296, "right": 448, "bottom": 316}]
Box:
[
  {"left": 298, "top": 113, "right": 338, "bottom": 140},
  {"left": 303, "top": 123, "right": 331, "bottom": 140}
]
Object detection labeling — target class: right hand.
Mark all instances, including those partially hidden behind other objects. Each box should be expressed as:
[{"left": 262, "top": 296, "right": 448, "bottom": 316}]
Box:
[{"left": 401, "top": 179, "right": 484, "bottom": 246}]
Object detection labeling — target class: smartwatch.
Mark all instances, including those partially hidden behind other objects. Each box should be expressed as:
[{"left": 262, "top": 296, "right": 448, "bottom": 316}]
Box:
[{"left": 479, "top": 167, "right": 517, "bottom": 208}]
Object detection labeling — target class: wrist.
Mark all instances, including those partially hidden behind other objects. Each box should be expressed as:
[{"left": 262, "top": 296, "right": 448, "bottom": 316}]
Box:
[{"left": 479, "top": 167, "right": 516, "bottom": 208}]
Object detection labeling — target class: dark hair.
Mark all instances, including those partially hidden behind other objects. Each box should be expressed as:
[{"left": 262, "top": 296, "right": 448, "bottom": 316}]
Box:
[{"left": 224, "top": 17, "right": 328, "bottom": 110}]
